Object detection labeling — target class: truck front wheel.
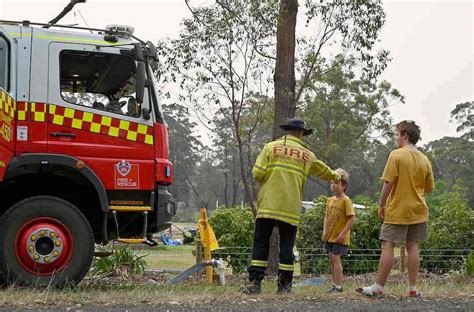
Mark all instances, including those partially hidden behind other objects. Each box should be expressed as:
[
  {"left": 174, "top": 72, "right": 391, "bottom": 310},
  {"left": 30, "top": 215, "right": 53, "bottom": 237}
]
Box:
[{"left": 0, "top": 196, "right": 94, "bottom": 287}]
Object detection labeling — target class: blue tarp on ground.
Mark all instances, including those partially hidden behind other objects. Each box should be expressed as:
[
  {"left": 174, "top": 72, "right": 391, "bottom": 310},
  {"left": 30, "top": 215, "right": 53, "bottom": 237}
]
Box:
[{"left": 160, "top": 233, "right": 181, "bottom": 246}]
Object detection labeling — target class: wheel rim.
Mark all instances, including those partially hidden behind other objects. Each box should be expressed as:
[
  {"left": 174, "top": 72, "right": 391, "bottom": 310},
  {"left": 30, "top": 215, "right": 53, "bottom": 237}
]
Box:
[{"left": 14, "top": 217, "right": 74, "bottom": 276}]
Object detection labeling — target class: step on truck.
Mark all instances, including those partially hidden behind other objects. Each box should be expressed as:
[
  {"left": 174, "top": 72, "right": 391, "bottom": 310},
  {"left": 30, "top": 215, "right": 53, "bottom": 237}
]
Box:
[{"left": 0, "top": 1, "right": 176, "bottom": 287}]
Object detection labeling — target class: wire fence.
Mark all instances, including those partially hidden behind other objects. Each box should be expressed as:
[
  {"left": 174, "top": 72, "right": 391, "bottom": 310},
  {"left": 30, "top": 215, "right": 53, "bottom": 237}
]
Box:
[{"left": 206, "top": 246, "right": 474, "bottom": 275}]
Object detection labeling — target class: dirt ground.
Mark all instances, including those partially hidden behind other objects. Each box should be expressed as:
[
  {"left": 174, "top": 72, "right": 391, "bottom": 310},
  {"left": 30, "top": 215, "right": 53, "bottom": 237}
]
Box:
[
  {"left": 0, "top": 272, "right": 472, "bottom": 311},
  {"left": 1, "top": 298, "right": 473, "bottom": 311}
]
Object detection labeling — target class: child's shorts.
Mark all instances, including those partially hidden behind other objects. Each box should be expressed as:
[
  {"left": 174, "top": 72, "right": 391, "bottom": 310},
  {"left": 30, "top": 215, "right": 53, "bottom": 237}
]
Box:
[
  {"left": 325, "top": 242, "right": 348, "bottom": 255},
  {"left": 379, "top": 222, "right": 428, "bottom": 245}
]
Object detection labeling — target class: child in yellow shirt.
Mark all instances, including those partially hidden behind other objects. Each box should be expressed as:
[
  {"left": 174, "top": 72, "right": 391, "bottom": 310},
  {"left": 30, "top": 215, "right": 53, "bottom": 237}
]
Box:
[{"left": 322, "top": 168, "right": 355, "bottom": 293}]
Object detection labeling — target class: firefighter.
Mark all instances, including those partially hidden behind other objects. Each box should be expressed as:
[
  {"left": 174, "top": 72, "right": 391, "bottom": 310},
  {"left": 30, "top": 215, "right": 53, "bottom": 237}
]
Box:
[{"left": 243, "top": 117, "right": 340, "bottom": 294}]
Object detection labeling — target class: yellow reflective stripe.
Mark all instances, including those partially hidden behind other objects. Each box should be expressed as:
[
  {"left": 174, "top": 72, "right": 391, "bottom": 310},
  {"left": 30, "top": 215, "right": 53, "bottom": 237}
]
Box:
[
  {"left": 254, "top": 165, "right": 266, "bottom": 172},
  {"left": 9, "top": 33, "right": 125, "bottom": 45},
  {"left": 250, "top": 260, "right": 267, "bottom": 267},
  {"left": 268, "top": 162, "right": 307, "bottom": 177},
  {"left": 13, "top": 100, "right": 153, "bottom": 144},
  {"left": 258, "top": 209, "right": 300, "bottom": 220},
  {"left": 267, "top": 166, "right": 307, "bottom": 181},
  {"left": 279, "top": 263, "right": 294, "bottom": 271},
  {"left": 253, "top": 167, "right": 266, "bottom": 175}
]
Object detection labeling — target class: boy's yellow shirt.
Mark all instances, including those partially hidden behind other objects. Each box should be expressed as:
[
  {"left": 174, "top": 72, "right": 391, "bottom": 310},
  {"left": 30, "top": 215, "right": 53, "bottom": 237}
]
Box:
[
  {"left": 325, "top": 195, "right": 355, "bottom": 246},
  {"left": 382, "top": 147, "right": 435, "bottom": 224}
]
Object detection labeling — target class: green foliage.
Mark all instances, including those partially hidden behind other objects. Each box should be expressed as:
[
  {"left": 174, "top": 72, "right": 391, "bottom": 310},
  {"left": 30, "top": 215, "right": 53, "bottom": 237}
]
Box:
[
  {"left": 303, "top": 0, "right": 389, "bottom": 80},
  {"left": 209, "top": 206, "right": 255, "bottom": 273},
  {"left": 296, "top": 196, "right": 381, "bottom": 274},
  {"left": 164, "top": 103, "right": 204, "bottom": 208},
  {"left": 424, "top": 137, "right": 474, "bottom": 207},
  {"left": 296, "top": 196, "right": 328, "bottom": 274},
  {"left": 91, "top": 246, "right": 148, "bottom": 277},
  {"left": 425, "top": 182, "right": 473, "bottom": 250},
  {"left": 421, "top": 180, "right": 474, "bottom": 272},
  {"left": 465, "top": 252, "right": 474, "bottom": 275},
  {"left": 157, "top": 1, "right": 278, "bottom": 211},
  {"left": 301, "top": 56, "right": 402, "bottom": 197},
  {"left": 450, "top": 101, "right": 473, "bottom": 140}
]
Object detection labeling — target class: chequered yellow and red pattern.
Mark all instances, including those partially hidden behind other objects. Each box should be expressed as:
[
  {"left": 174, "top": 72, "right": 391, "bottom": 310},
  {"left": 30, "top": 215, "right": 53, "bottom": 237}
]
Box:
[
  {"left": 0, "top": 89, "right": 16, "bottom": 119},
  {"left": 16, "top": 102, "right": 154, "bottom": 145}
]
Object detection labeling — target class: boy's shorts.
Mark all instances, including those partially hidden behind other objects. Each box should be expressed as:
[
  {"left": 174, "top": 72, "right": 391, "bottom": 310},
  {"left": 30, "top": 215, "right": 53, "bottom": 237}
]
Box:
[
  {"left": 325, "top": 242, "right": 348, "bottom": 256},
  {"left": 379, "top": 222, "right": 428, "bottom": 245}
]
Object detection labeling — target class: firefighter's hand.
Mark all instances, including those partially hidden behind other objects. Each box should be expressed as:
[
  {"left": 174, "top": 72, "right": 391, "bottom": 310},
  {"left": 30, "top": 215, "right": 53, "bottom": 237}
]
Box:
[
  {"left": 336, "top": 233, "right": 345, "bottom": 244},
  {"left": 378, "top": 206, "right": 385, "bottom": 221},
  {"left": 321, "top": 232, "right": 328, "bottom": 243}
]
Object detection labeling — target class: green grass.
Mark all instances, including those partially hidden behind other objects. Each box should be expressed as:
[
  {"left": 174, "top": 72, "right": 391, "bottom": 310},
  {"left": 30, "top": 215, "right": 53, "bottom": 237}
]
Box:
[
  {"left": 139, "top": 245, "right": 197, "bottom": 270},
  {"left": 0, "top": 274, "right": 471, "bottom": 307}
]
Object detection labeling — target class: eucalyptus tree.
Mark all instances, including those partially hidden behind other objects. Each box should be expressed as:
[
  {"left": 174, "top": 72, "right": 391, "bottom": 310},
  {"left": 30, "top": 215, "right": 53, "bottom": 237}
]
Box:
[{"left": 157, "top": 0, "right": 277, "bottom": 214}]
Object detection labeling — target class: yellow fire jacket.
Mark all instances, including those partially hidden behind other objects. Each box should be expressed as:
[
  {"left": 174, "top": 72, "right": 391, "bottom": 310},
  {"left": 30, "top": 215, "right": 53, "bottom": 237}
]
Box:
[{"left": 252, "top": 135, "right": 339, "bottom": 226}]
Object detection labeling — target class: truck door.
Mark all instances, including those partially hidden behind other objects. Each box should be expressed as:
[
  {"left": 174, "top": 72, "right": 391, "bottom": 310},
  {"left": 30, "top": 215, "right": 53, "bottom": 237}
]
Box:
[
  {"left": 0, "top": 32, "right": 15, "bottom": 181},
  {"left": 47, "top": 43, "right": 155, "bottom": 191}
]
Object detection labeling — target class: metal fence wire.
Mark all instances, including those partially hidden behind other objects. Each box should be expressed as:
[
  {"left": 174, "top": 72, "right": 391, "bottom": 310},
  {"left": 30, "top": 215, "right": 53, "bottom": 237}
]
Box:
[{"left": 207, "top": 246, "right": 473, "bottom": 275}]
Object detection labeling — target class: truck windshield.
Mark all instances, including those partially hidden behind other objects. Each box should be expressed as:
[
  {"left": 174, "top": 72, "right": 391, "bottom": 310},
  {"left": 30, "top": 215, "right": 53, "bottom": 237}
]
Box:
[{"left": 59, "top": 50, "right": 143, "bottom": 118}]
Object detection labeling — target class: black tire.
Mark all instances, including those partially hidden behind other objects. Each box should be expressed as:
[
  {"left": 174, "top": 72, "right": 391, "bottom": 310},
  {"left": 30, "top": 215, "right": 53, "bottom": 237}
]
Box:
[{"left": 0, "top": 196, "right": 94, "bottom": 287}]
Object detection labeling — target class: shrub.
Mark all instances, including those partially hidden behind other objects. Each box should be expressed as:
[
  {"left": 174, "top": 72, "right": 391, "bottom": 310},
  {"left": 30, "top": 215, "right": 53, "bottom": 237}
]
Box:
[
  {"left": 465, "top": 252, "right": 474, "bottom": 275},
  {"left": 421, "top": 181, "right": 474, "bottom": 272},
  {"left": 208, "top": 205, "right": 255, "bottom": 273},
  {"left": 91, "top": 245, "right": 148, "bottom": 277},
  {"left": 296, "top": 196, "right": 382, "bottom": 275},
  {"left": 296, "top": 196, "right": 327, "bottom": 274}
]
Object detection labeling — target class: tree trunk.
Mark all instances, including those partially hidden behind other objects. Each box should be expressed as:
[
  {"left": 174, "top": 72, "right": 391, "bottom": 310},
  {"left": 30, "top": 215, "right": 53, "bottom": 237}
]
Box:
[
  {"left": 231, "top": 149, "right": 239, "bottom": 206},
  {"left": 224, "top": 144, "right": 229, "bottom": 207},
  {"left": 236, "top": 136, "right": 257, "bottom": 216},
  {"left": 268, "top": 0, "right": 298, "bottom": 276},
  {"left": 246, "top": 142, "right": 258, "bottom": 201},
  {"left": 273, "top": 0, "right": 298, "bottom": 140}
]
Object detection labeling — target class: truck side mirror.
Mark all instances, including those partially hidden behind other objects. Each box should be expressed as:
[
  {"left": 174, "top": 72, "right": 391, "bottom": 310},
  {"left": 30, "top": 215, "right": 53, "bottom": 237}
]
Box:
[
  {"left": 146, "top": 41, "right": 158, "bottom": 61},
  {"left": 136, "top": 62, "right": 146, "bottom": 104},
  {"left": 133, "top": 43, "right": 144, "bottom": 62}
]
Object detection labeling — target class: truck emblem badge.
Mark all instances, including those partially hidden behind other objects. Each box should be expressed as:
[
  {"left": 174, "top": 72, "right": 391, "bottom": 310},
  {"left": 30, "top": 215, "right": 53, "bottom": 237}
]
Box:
[{"left": 116, "top": 160, "right": 132, "bottom": 176}]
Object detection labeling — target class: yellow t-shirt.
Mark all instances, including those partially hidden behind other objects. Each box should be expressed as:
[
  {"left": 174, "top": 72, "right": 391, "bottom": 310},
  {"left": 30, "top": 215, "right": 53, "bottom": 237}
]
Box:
[
  {"left": 325, "top": 195, "right": 355, "bottom": 246},
  {"left": 381, "top": 147, "right": 435, "bottom": 224}
]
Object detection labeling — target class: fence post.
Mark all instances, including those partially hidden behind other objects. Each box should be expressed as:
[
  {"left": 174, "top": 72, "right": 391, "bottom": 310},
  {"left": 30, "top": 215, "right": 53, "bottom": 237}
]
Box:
[
  {"left": 199, "top": 208, "right": 214, "bottom": 284},
  {"left": 400, "top": 245, "right": 406, "bottom": 273},
  {"left": 196, "top": 240, "right": 203, "bottom": 264}
]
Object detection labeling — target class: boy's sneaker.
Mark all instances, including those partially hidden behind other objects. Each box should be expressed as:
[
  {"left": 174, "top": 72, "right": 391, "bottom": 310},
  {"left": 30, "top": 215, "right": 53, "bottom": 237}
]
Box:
[
  {"left": 409, "top": 289, "right": 422, "bottom": 298},
  {"left": 327, "top": 285, "right": 343, "bottom": 293},
  {"left": 356, "top": 286, "right": 384, "bottom": 297}
]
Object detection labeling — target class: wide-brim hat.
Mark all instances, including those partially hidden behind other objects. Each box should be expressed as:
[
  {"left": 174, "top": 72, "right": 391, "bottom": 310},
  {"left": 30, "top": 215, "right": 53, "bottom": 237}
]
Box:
[{"left": 279, "top": 117, "right": 313, "bottom": 136}]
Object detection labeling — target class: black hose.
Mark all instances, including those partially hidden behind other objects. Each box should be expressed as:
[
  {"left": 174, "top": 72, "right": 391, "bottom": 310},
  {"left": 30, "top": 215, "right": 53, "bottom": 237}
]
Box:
[{"left": 43, "top": 0, "right": 86, "bottom": 28}]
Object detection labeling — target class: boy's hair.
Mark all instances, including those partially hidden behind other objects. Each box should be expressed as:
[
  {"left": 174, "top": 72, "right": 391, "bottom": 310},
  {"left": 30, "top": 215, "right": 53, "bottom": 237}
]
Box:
[
  {"left": 396, "top": 120, "right": 421, "bottom": 144},
  {"left": 335, "top": 168, "right": 349, "bottom": 192}
]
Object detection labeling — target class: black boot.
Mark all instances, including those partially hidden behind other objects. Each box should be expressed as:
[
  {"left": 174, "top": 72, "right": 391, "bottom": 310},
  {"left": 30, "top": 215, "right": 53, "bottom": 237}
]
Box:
[
  {"left": 277, "top": 282, "right": 291, "bottom": 294},
  {"left": 277, "top": 270, "right": 293, "bottom": 294},
  {"left": 241, "top": 280, "right": 262, "bottom": 294}
]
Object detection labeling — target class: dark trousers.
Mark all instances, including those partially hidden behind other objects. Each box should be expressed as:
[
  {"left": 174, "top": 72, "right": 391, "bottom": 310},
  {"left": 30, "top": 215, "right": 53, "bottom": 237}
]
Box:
[{"left": 248, "top": 218, "right": 297, "bottom": 289}]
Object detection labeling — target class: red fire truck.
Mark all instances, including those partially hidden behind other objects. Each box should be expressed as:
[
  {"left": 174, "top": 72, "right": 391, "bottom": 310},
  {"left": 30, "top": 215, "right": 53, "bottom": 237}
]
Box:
[{"left": 0, "top": 2, "right": 176, "bottom": 287}]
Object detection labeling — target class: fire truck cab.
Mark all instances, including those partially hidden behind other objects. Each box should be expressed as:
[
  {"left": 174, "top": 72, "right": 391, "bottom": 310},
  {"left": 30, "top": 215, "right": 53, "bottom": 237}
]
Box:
[{"left": 0, "top": 21, "right": 176, "bottom": 286}]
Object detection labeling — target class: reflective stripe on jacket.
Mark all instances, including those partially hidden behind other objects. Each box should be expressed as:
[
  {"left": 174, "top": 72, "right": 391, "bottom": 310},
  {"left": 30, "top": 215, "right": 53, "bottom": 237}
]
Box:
[{"left": 252, "top": 135, "right": 339, "bottom": 226}]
